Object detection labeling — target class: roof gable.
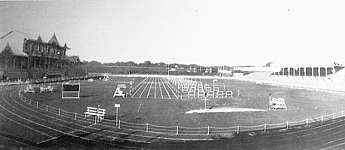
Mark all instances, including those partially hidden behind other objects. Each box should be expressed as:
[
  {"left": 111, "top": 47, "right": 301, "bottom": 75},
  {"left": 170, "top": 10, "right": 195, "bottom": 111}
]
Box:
[
  {"left": 0, "top": 31, "right": 29, "bottom": 57},
  {"left": 37, "top": 35, "right": 43, "bottom": 42},
  {"left": 48, "top": 33, "right": 59, "bottom": 46}
]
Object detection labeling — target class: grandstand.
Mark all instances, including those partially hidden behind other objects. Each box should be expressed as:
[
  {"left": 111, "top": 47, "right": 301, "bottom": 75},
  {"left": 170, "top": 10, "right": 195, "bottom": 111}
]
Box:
[
  {"left": 0, "top": 30, "right": 87, "bottom": 80},
  {"left": 233, "top": 62, "right": 345, "bottom": 93}
]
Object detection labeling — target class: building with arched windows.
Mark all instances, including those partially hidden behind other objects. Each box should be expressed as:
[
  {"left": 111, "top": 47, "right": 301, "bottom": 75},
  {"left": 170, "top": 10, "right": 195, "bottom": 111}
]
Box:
[{"left": 0, "top": 30, "right": 86, "bottom": 80}]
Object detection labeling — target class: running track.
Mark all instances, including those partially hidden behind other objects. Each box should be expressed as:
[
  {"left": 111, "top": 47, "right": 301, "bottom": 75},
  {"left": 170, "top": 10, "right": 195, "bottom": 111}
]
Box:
[
  {"left": 131, "top": 77, "right": 180, "bottom": 99},
  {"left": 2, "top": 86, "right": 345, "bottom": 149}
]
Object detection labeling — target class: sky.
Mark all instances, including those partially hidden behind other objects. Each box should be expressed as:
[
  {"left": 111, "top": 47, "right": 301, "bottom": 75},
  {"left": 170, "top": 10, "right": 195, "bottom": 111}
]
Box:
[{"left": 1, "top": 0, "right": 345, "bottom": 66}]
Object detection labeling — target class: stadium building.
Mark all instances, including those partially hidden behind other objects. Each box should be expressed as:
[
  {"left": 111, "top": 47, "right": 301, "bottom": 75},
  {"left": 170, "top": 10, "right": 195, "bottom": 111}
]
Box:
[
  {"left": 232, "top": 61, "right": 345, "bottom": 92},
  {"left": 0, "top": 30, "right": 86, "bottom": 80}
]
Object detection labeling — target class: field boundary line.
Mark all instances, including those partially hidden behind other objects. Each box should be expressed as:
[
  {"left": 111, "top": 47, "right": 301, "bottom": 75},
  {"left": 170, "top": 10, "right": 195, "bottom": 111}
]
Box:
[
  {"left": 163, "top": 78, "right": 179, "bottom": 99},
  {"left": 131, "top": 77, "right": 149, "bottom": 97},
  {"left": 158, "top": 79, "right": 163, "bottom": 99},
  {"left": 138, "top": 77, "right": 152, "bottom": 98},
  {"left": 160, "top": 78, "right": 171, "bottom": 99},
  {"left": 146, "top": 77, "right": 154, "bottom": 98}
]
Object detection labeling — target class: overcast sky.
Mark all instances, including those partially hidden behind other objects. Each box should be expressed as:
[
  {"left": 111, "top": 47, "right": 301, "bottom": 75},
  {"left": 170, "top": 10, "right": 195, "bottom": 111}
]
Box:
[{"left": 1, "top": 0, "right": 345, "bottom": 66}]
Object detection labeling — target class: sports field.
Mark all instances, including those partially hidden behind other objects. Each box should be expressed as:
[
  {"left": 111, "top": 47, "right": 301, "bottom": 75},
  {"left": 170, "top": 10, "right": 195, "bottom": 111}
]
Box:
[{"left": 2, "top": 75, "right": 345, "bottom": 149}]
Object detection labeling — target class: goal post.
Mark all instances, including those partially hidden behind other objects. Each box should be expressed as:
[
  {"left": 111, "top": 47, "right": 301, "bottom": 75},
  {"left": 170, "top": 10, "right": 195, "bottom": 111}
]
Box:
[{"left": 62, "top": 82, "right": 80, "bottom": 99}]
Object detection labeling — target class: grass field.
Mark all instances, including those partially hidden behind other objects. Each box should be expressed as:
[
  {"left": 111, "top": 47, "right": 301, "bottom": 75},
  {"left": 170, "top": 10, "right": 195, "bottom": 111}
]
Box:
[
  {"left": 3, "top": 75, "right": 345, "bottom": 149},
  {"left": 22, "top": 76, "right": 345, "bottom": 128}
]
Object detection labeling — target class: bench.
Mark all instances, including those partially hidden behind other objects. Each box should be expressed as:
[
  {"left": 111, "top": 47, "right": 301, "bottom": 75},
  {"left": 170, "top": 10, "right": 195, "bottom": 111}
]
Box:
[
  {"left": 23, "top": 85, "right": 35, "bottom": 93},
  {"left": 84, "top": 107, "right": 106, "bottom": 120},
  {"left": 40, "top": 86, "right": 54, "bottom": 93}
]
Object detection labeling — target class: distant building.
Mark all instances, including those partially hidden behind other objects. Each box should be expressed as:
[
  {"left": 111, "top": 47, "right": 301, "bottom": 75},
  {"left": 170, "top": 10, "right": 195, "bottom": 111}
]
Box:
[{"left": 0, "top": 30, "right": 85, "bottom": 79}]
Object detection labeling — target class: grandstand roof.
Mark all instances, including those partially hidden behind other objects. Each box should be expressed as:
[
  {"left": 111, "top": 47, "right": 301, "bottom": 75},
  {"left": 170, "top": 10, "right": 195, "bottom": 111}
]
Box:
[
  {"left": 271, "top": 61, "right": 342, "bottom": 67},
  {"left": 0, "top": 30, "right": 66, "bottom": 57}
]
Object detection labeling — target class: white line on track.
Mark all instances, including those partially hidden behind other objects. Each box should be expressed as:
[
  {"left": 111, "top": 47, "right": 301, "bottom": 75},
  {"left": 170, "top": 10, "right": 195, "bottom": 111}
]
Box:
[
  {"left": 138, "top": 77, "right": 152, "bottom": 98},
  {"left": 11, "top": 89, "right": 211, "bottom": 142},
  {"left": 160, "top": 78, "right": 171, "bottom": 99},
  {"left": 154, "top": 78, "right": 157, "bottom": 99},
  {"left": 158, "top": 79, "right": 164, "bottom": 99},
  {"left": 0, "top": 133, "right": 45, "bottom": 150},
  {"left": 36, "top": 124, "right": 95, "bottom": 145},
  {"left": 146, "top": 77, "right": 154, "bottom": 98},
  {"left": 163, "top": 78, "right": 179, "bottom": 99},
  {"left": 0, "top": 113, "right": 53, "bottom": 138},
  {"left": 5, "top": 90, "right": 148, "bottom": 146},
  {"left": 131, "top": 77, "right": 149, "bottom": 97}
]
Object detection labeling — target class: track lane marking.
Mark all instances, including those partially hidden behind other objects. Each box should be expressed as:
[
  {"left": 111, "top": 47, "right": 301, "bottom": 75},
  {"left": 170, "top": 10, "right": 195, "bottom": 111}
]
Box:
[{"left": 159, "top": 78, "right": 171, "bottom": 99}]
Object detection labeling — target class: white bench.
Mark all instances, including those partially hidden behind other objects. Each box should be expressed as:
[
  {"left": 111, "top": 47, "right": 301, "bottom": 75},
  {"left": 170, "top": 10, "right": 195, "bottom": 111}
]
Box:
[
  {"left": 40, "top": 86, "right": 54, "bottom": 93},
  {"left": 24, "top": 85, "right": 35, "bottom": 93},
  {"left": 84, "top": 107, "right": 106, "bottom": 120}
]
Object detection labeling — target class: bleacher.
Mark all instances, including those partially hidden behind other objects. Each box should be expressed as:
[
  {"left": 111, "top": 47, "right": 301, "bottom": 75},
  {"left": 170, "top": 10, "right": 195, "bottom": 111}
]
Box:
[{"left": 4, "top": 70, "right": 28, "bottom": 80}]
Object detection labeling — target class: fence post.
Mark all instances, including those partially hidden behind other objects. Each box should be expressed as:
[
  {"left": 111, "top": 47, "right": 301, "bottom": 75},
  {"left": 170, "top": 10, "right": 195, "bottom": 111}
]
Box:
[
  {"left": 94, "top": 116, "right": 97, "bottom": 124},
  {"left": 75, "top": 112, "right": 77, "bottom": 120},
  {"left": 321, "top": 115, "right": 323, "bottom": 122},
  {"left": 286, "top": 121, "right": 289, "bottom": 129},
  {"left": 119, "top": 120, "right": 121, "bottom": 128},
  {"left": 306, "top": 119, "right": 309, "bottom": 126},
  {"left": 146, "top": 123, "right": 149, "bottom": 132},
  {"left": 237, "top": 126, "right": 240, "bottom": 134},
  {"left": 36, "top": 102, "right": 38, "bottom": 108},
  {"left": 29, "top": 99, "right": 31, "bottom": 105},
  {"left": 46, "top": 105, "right": 48, "bottom": 111},
  {"left": 342, "top": 111, "right": 344, "bottom": 117},
  {"left": 176, "top": 126, "right": 179, "bottom": 135},
  {"left": 333, "top": 113, "right": 335, "bottom": 119},
  {"left": 59, "top": 108, "right": 60, "bottom": 115},
  {"left": 207, "top": 126, "right": 210, "bottom": 135},
  {"left": 264, "top": 124, "right": 266, "bottom": 132}
]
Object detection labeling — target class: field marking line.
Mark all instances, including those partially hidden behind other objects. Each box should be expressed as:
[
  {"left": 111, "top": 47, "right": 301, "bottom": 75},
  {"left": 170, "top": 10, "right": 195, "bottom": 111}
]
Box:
[
  {"left": 146, "top": 77, "right": 154, "bottom": 98},
  {"left": 138, "top": 77, "right": 152, "bottom": 98},
  {"left": 7, "top": 90, "right": 139, "bottom": 148},
  {"left": 36, "top": 124, "right": 95, "bottom": 145},
  {"left": 159, "top": 78, "right": 171, "bottom": 99},
  {"left": 321, "top": 139, "right": 345, "bottom": 150},
  {"left": 0, "top": 132, "right": 45, "bottom": 150},
  {"left": 3, "top": 89, "right": 225, "bottom": 142},
  {"left": 0, "top": 112, "right": 53, "bottom": 138},
  {"left": 154, "top": 78, "right": 157, "bottom": 99},
  {"left": 163, "top": 78, "right": 179, "bottom": 99},
  {"left": 12, "top": 90, "right": 160, "bottom": 144},
  {"left": 137, "top": 103, "right": 142, "bottom": 112},
  {"left": 131, "top": 77, "right": 149, "bottom": 97},
  {"left": 158, "top": 79, "right": 164, "bottom": 99},
  {"left": 0, "top": 96, "right": 74, "bottom": 138}
]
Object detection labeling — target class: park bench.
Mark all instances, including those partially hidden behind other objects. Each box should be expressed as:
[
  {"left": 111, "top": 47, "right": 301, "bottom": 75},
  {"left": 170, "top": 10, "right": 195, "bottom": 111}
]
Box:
[
  {"left": 23, "top": 85, "right": 35, "bottom": 93},
  {"left": 84, "top": 107, "right": 106, "bottom": 120},
  {"left": 40, "top": 86, "right": 54, "bottom": 93}
]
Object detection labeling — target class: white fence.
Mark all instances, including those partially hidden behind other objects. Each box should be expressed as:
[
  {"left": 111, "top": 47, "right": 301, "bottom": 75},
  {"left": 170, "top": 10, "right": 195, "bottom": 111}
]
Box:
[
  {"left": 3, "top": 76, "right": 345, "bottom": 136},
  {"left": 13, "top": 88, "right": 345, "bottom": 136}
]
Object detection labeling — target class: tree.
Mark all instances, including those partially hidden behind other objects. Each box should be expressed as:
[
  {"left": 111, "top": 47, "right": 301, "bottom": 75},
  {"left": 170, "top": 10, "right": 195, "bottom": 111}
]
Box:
[{"left": 143, "top": 60, "right": 152, "bottom": 66}]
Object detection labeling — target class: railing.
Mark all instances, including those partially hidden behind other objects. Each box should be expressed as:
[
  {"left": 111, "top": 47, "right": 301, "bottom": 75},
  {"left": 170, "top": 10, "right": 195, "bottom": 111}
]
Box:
[
  {"left": 12, "top": 88, "right": 345, "bottom": 136},
  {"left": 3, "top": 77, "right": 345, "bottom": 136}
]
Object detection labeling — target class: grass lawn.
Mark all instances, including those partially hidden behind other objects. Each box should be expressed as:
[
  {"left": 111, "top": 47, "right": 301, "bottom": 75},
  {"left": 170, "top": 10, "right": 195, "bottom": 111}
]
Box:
[{"left": 22, "top": 76, "right": 345, "bottom": 128}]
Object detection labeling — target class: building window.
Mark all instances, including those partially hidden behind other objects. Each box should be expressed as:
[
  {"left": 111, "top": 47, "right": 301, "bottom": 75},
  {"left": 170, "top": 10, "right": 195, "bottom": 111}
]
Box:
[
  {"left": 43, "top": 46, "right": 47, "bottom": 54},
  {"left": 39, "top": 45, "right": 42, "bottom": 53},
  {"left": 25, "top": 43, "right": 30, "bottom": 51}
]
